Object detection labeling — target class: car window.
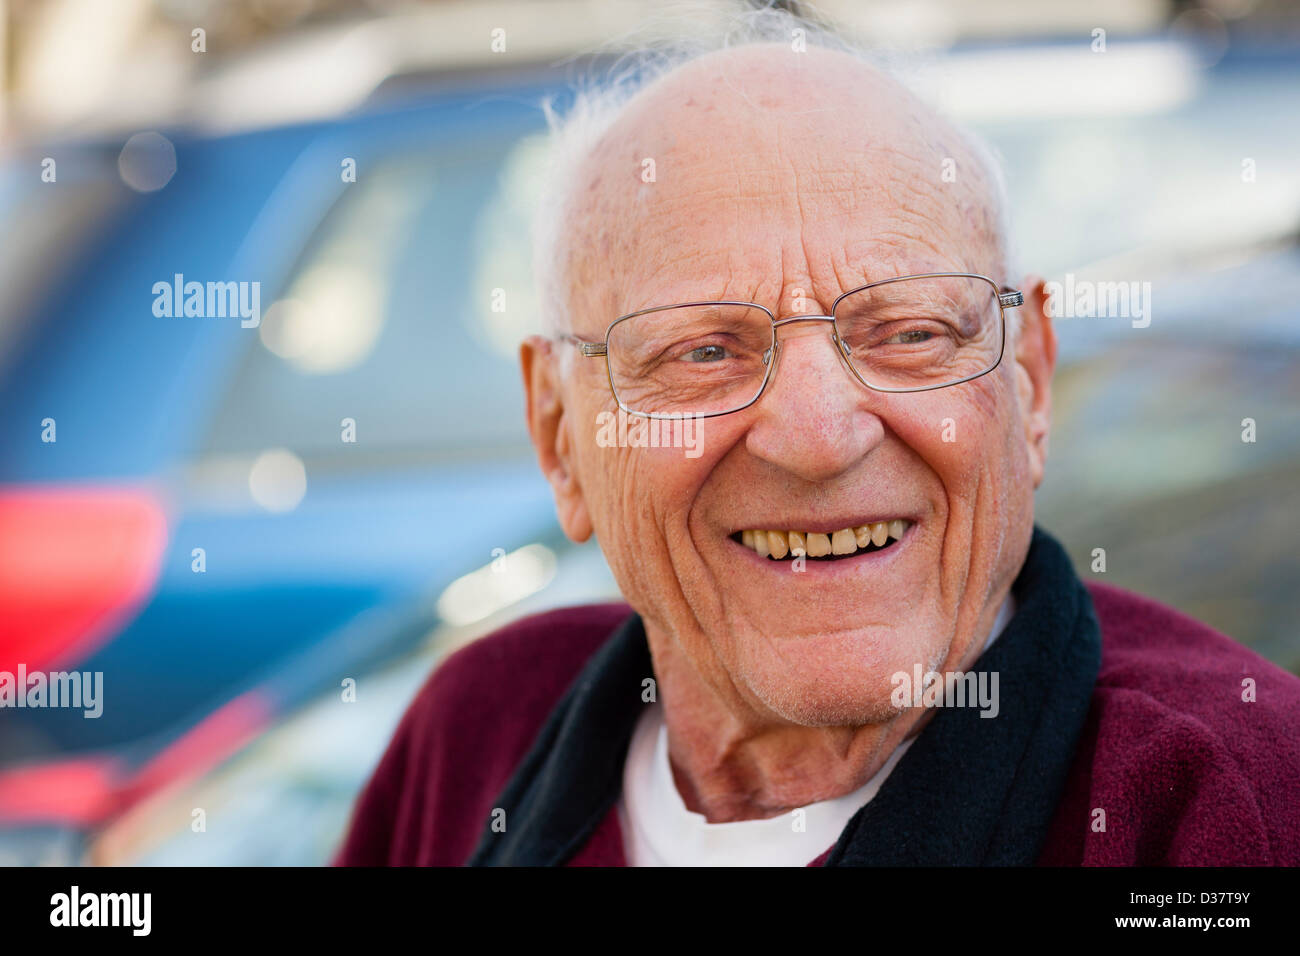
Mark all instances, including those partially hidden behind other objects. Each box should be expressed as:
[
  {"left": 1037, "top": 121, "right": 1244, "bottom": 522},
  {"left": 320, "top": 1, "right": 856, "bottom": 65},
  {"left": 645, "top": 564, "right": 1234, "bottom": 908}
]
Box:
[{"left": 199, "top": 129, "right": 548, "bottom": 466}]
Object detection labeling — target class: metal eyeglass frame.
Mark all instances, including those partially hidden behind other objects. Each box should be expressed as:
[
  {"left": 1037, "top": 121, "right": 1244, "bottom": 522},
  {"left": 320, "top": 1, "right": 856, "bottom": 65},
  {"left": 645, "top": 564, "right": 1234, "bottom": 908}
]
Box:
[{"left": 558, "top": 272, "right": 1025, "bottom": 421}]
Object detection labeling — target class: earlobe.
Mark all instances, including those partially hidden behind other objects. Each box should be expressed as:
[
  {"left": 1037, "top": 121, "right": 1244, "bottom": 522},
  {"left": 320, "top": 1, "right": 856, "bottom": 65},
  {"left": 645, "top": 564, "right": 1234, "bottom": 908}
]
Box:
[
  {"left": 520, "top": 336, "right": 594, "bottom": 542},
  {"left": 550, "top": 405, "right": 595, "bottom": 542}
]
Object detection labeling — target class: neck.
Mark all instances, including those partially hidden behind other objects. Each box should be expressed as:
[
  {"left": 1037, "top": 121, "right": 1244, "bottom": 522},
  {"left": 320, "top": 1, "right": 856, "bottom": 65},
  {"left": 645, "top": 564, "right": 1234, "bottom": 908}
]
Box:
[{"left": 645, "top": 598, "right": 1010, "bottom": 823}]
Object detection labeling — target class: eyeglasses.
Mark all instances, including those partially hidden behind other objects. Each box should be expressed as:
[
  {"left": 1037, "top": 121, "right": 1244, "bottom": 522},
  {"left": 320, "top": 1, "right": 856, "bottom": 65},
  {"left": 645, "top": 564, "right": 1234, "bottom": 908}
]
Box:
[{"left": 559, "top": 272, "right": 1024, "bottom": 420}]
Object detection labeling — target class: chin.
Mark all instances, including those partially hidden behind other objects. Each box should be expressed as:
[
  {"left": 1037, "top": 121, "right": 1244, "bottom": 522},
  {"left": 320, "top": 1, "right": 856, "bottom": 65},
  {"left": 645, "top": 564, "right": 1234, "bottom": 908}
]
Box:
[{"left": 738, "top": 630, "right": 946, "bottom": 728}]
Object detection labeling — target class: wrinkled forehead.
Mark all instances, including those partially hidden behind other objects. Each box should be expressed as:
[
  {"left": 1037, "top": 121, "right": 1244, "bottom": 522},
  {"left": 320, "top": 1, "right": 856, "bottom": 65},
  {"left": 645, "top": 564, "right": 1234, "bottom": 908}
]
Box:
[{"left": 563, "top": 47, "right": 1003, "bottom": 325}]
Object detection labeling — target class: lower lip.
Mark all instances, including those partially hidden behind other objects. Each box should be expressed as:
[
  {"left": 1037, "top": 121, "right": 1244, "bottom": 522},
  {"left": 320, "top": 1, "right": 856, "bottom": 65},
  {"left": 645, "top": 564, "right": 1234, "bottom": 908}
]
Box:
[{"left": 729, "top": 524, "right": 915, "bottom": 574}]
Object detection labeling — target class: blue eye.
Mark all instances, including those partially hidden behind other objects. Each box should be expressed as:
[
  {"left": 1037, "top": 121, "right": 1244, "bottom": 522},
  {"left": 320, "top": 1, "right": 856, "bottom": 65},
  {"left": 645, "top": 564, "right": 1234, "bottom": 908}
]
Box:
[{"left": 683, "top": 344, "right": 728, "bottom": 362}]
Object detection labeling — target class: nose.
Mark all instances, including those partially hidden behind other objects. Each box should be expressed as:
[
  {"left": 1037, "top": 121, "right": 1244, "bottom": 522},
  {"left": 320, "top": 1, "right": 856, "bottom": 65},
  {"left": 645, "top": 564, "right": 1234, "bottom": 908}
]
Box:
[{"left": 743, "top": 316, "right": 887, "bottom": 481}]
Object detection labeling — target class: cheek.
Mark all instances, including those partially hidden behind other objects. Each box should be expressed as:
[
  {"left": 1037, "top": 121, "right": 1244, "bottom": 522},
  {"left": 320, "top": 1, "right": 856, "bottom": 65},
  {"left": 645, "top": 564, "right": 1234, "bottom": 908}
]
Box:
[
  {"left": 885, "top": 378, "right": 1007, "bottom": 487},
  {"left": 587, "top": 412, "right": 741, "bottom": 519},
  {"left": 571, "top": 412, "right": 735, "bottom": 590},
  {"left": 885, "top": 374, "right": 1029, "bottom": 556}
]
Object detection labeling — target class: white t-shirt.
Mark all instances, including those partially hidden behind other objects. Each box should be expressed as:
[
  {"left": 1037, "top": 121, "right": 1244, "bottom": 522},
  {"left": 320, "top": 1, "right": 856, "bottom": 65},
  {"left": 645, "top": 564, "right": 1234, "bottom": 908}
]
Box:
[{"left": 618, "top": 597, "right": 1016, "bottom": 866}]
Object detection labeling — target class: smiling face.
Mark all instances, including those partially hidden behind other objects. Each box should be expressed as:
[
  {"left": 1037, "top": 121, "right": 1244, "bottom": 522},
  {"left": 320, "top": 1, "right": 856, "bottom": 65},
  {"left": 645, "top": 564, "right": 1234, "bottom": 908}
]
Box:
[{"left": 523, "top": 44, "right": 1055, "bottom": 729}]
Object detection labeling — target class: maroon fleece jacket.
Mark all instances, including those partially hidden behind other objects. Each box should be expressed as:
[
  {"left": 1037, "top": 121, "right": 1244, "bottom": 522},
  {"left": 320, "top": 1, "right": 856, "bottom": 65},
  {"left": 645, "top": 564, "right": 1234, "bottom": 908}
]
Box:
[{"left": 335, "top": 584, "right": 1300, "bottom": 866}]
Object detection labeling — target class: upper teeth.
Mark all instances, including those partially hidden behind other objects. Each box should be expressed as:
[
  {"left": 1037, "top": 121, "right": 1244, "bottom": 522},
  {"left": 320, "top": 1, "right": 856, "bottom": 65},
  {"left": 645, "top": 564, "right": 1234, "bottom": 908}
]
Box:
[{"left": 741, "top": 521, "right": 909, "bottom": 559}]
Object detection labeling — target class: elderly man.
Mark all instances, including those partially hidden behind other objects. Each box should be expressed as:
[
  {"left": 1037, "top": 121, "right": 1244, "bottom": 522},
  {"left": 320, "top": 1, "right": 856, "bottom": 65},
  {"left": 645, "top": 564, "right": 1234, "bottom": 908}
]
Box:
[{"left": 337, "top": 28, "right": 1300, "bottom": 867}]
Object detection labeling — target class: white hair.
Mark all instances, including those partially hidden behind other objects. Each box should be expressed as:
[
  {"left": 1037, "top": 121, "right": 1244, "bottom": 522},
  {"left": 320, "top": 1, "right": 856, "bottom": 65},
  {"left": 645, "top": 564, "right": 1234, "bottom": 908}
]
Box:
[{"left": 531, "top": 1, "right": 1020, "bottom": 338}]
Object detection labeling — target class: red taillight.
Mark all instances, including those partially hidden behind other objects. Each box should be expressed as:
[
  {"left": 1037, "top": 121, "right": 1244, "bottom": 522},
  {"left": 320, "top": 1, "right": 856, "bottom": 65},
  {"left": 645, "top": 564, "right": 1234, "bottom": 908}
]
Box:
[{"left": 0, "top": 485, "right": 168, "bottom": 672}]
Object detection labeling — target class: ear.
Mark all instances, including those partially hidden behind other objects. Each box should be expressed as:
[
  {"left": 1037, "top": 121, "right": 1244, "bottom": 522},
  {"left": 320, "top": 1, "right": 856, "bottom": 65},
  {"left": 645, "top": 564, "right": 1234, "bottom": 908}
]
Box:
[
  {"left": 521, "top": 335, "right": 594, "bottom": 542},
  {"left": 1013, "top": 276, "right": 1057, "bottom": 488}
]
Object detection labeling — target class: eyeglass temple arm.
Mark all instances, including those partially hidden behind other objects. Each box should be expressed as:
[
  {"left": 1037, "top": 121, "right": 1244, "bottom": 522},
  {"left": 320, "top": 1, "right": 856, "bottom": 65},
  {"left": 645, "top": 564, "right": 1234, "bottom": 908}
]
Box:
[
  {"left": 999, "top": 290, "right": 1024, "bottom": 308},
  {"left": 557, "top": 333, "right": 607, "bottom": 357}
]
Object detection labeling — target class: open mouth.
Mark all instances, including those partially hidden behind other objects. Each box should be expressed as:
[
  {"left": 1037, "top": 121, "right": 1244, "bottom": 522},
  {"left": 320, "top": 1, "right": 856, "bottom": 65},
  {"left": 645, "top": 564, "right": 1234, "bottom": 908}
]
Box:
[{"left": 732, "top": 520, "right": 912, "bottom": 562}]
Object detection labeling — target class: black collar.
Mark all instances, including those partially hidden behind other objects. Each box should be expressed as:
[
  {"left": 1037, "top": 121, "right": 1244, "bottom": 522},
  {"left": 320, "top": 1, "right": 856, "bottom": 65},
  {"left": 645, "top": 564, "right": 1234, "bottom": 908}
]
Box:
[{"left": 468, "top": 526, "right": 1101, "bottom": 866}]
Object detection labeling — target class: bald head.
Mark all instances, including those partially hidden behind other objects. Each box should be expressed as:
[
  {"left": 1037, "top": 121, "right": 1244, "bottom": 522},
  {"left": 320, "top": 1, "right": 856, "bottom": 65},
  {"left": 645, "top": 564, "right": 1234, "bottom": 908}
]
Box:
[{"left": 549, "top": 42, "right": 1010, "bottom": 336}]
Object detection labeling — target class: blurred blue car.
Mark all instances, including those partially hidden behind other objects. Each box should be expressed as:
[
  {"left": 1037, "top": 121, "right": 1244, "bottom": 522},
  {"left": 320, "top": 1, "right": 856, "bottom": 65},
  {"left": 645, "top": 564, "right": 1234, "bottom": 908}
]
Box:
[{"left": 0, "top": 72, "right": 597, "bottom": 852}]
